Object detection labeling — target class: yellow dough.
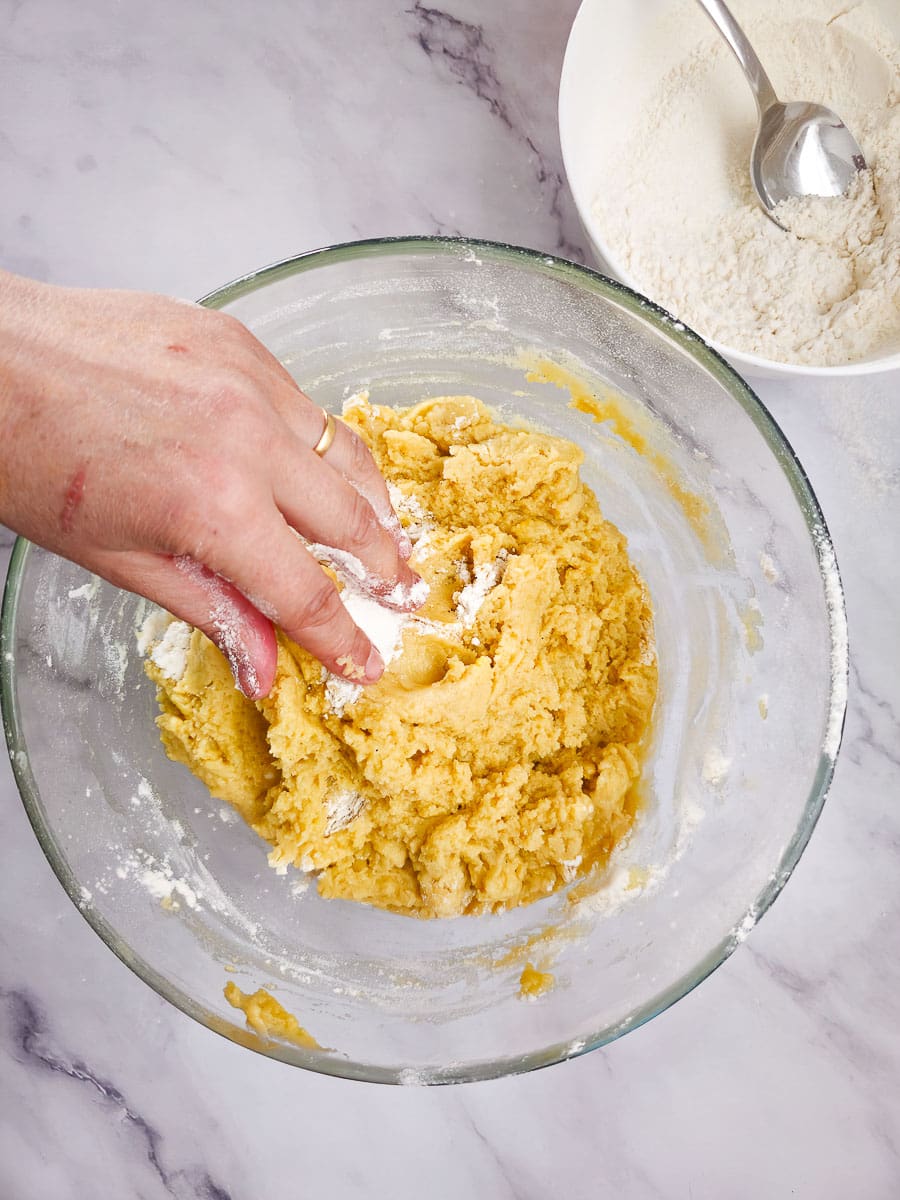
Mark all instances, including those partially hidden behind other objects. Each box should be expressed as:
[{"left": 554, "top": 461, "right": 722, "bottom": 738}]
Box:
[
  {"left": 224, "top": 982, "right": 321, "bottom": 1049},
  {"left": 146, "top": 395, "right": 657, "bottom": 918},
  {"left": 519, "top": 963, "right": 556, "bottom": 999}
]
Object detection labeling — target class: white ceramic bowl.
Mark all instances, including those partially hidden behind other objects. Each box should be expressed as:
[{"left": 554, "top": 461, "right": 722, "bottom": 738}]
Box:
[{"left": 558, "top": 0, "right": 900, "bottom": 380}]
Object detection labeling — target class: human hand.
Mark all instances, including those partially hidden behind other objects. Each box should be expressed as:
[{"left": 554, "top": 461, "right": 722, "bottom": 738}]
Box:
[{"left": 0, "top": 270, "right": 422, "bottom": 698}]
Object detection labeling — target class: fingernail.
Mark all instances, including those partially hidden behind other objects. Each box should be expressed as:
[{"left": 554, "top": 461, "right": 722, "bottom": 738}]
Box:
[
  {"left": 216, "top": 621, "right": 275, "bottom": 700},
  {"left": 236, "top": 668, "right": 263, "bottom": 699},
  {"left": 230, "top": 652, "right": 262, "bottom": 699},
  {"left": 387, "top": 569, "right": 427, "bottom": 611},
  {"left": 364, "top": 645, "right": 384, "bottom": 682},
  {"left": 373, "top": 496, "right": 413, "bottom": 560},
  {"left": 371, "top": 567, "right": 428, "bottom": 611},
  {"left": 405, "top": 570, "right": 428, "bottom": 609}
]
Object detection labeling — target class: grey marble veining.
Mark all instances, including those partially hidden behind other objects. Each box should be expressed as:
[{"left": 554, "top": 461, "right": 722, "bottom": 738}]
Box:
[
  {"left": 1, "top": 0, "right": 585, "bottom": 295},
  {"left": 1, "top": 1, "right": 899, "bottom": 1197}
]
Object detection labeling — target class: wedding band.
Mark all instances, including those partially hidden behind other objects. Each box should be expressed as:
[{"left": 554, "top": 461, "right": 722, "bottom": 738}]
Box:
[{"left": 312, "top": 410, "right": 337, "bottom": 458}]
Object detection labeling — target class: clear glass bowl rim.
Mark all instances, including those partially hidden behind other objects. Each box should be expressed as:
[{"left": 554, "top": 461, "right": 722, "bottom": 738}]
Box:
[{"left": 1, "top": 235, "right": 849, "bottom": 1085}]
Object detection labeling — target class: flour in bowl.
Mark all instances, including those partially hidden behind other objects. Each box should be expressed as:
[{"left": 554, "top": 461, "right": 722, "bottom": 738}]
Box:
[{"left": 592, "top": 0, "right": 900, "bottom": 365}]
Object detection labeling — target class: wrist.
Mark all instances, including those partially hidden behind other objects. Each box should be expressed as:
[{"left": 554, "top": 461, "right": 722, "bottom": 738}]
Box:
[
  {"left": 0, "top": 271, "right": 28, "bottom": 444},
  {"left": 0, "top": 271, "right": 61, "bottom": 528},
  {"left": 0, "top": 269, "right": 45, "bottom": 400}
]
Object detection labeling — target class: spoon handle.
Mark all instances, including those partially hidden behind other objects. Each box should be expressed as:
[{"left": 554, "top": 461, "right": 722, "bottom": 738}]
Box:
[{"left": 695, "top": 0, "right": 779, "bottom": 116}]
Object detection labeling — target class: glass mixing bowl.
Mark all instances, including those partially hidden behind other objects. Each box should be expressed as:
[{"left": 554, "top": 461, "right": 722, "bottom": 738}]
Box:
[{"left": 1, "top": 238, "right": 847, "bottom": 1084}]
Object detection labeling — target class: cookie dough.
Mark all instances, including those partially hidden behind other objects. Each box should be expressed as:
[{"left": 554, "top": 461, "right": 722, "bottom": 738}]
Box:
[
  {"left": 224, "top": 982, "right": 320, "bottom": 1049},
  {"left": 519, "top": 963, "right": 555, "bottom": 998},
  {"left": 146, "top": 395, "right": 657, "bottom": 918}
]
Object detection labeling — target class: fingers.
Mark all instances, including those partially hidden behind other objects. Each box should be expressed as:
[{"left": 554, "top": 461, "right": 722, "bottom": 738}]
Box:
[
  {"left": 269, "top": 435, "right": 422, "bottom": 611},
  {"left": 171, "top": 550, "right": 384, "bottom": 690},
  {"left": 94, "top": 549, "right": 278, "bottom": 699},
  {"left": 193, "top": 520, "right": 387, "bottom": 687},
  {"left": 322, "top": 417, "right": 413, "bottom": 559},
  {"left": 270, "top": 393, "right": 413, "bottom": 560},
  {"left": 97, "top": 540, "right": 386, "bottom": 699},
  {"left": 204, "top": 323, "right": 414, "bottom": 562}
]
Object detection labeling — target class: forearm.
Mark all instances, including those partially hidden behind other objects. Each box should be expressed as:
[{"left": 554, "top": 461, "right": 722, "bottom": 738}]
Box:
[
  {"left": 0, "top": 270, "right": 72, "bottom": 536},
  {"left": 0, "top": 268, "right": 38, "bottom": 416}
]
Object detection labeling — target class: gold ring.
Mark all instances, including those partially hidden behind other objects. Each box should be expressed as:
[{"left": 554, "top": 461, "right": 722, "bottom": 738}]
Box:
[{"left": 312, "top": 410, "right": 337, "bottom": 458}]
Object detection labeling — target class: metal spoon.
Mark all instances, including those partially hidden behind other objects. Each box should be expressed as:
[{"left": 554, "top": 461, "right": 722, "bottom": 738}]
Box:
[{"left": 696, "top": 0, "right": 867, "bottom": 224}]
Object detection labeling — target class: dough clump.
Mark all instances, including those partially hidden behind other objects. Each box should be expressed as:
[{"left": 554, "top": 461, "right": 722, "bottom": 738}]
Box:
[
  {"left": 147, "top": 396, "right": 657, "bottom": 918},
  {"left": 224, "top": 982, "right": 320, "bottom": 1049}
]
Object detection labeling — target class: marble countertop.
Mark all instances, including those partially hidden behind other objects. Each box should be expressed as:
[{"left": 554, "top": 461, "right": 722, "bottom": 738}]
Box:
[{"left": 2, "top": 1, "right": 898, "bottom": 1196}]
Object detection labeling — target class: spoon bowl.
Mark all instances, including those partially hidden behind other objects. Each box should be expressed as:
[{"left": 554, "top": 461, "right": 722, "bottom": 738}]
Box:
[
  {"left": 698, "top": 0, "right": 867, "bottom": 221},
  {"left": 754, "top": 101, "right": 868, "bottom": 215}
]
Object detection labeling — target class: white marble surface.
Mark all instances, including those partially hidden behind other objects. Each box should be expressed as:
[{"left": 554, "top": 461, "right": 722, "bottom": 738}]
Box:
[{"left": 1, "top": 1, "right": 899, "bottom": 1196}]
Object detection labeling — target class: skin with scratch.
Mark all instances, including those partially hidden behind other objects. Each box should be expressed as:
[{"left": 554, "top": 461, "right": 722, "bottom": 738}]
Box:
[
  {"left": 0, "top": 269, "right": 422, "bottom": 697},
  {"left": 59, "top": 466, "right": 87, "bottom": 534}
]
